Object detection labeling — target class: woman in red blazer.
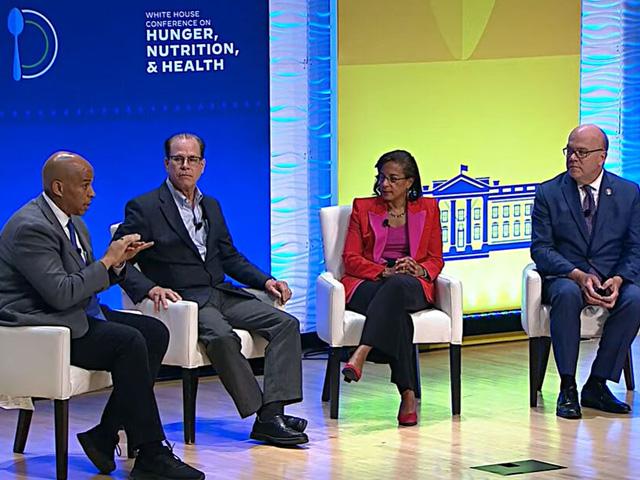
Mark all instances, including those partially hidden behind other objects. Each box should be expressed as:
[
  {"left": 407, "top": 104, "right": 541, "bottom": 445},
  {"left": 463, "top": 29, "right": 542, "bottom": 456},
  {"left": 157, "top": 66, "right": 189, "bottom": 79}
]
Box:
[{"left": 341, "top": 150, "right": 444, "bottom": 426}]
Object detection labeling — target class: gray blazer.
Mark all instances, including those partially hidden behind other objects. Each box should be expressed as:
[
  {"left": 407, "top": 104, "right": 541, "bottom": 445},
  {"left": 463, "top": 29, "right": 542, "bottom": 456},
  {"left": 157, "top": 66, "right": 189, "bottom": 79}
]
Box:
[{"left": 0, "top": 195, "right": 121, "bottom": 338}]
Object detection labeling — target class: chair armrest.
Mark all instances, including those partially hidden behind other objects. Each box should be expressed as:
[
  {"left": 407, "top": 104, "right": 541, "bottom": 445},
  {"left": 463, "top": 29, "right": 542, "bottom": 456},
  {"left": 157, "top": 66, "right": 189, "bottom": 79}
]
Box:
[
  {"left": 315, "top": 271, "right": 346, "bottom": 346},
  {"left": 124, "top": 297, "right": 201, "bottom": 368},
  {"left": 434, "top": 273, "right": 463, "bottom": 344},
  {"left": 521, "top": 263, "right": 542, "bottom": 337},
  {"left": 0, "top": 326, "right": 71, "bottom": 399}
]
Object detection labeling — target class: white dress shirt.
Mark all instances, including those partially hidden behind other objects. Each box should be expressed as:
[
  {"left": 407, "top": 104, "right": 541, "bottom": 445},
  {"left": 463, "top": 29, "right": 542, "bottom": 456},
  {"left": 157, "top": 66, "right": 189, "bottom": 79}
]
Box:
[
  {"left": 42, "top": 192, "right": 123, "bottom": 274},
  {"left": 42, "top": 192, "right": 87, "bottom": 261},
  {"left": 577, "top": 169, "right": 604, "bottom": 208},
  {"left": 165, "top": 179, "right": 208, "bottom": 261}
]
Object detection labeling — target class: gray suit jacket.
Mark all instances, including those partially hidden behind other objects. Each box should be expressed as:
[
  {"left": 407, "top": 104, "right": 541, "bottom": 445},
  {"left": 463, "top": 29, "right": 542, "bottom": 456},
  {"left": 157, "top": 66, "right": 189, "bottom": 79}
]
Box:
[{"left": 0, "top": 195, "right": 122, "bottom": 338}]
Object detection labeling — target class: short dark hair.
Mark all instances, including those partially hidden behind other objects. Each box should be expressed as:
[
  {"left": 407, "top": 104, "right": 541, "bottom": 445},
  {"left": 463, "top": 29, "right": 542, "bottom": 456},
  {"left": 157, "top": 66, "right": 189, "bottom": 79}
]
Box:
[
  {"left": 372, "top": 150, "right": 423, "bottom": 201},
  {"left": 164, "top": 133, "right": 205, "bottom": 158}
]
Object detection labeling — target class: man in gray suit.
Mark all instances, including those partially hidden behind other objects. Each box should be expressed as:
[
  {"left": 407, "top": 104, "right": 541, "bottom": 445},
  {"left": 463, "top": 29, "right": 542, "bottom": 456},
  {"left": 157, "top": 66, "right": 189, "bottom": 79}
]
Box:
[
  {"left": 114, "top": 133, "right": 308, "bottom": 446},
  {"left": 0, "top": 151, "right": 204, "bottom": 480}
]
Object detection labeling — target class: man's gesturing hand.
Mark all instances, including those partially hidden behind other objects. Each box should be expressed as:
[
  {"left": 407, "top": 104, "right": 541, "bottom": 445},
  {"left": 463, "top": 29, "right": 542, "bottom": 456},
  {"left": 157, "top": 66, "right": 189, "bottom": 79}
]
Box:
[{"left": 101, "top": 234, "right": 153, "bottom": 269}]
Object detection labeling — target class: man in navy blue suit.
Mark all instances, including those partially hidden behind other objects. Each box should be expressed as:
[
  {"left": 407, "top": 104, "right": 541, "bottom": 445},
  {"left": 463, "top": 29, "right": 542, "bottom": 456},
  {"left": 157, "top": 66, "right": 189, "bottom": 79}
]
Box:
[{"left": 531, "top": 124, "right": 640, "bottom": 419}]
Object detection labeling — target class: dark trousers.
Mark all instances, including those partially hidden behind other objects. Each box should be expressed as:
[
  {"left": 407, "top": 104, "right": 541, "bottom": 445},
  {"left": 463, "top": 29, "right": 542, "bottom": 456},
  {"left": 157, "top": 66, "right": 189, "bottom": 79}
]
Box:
[
  {"left": 347, "top": 274, "right": 430, "bottom": 393},
  {"left": 543, "top": 278, "right": 640, "bottom": 382},
  {"left": 198, "top": 290, "right": 302, "bottom": 418},
  {"left": 70, "top": 307, "right": 169, "bottom": 447}
]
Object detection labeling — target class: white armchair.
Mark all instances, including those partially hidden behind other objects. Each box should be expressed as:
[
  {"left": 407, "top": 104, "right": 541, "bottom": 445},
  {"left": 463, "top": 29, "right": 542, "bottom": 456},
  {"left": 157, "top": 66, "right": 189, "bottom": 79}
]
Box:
[
  {"left": 316, "top": 205, "right": 463, "bottom": 419},
  {"left": 110, "top": 224, "right": 269, "bottom": 444},
  {"left": 0, "top": 325, "right": 112, "bottom": 480},
  {"left": 521, "top": 263, "right": 634, "bottom": 408}
]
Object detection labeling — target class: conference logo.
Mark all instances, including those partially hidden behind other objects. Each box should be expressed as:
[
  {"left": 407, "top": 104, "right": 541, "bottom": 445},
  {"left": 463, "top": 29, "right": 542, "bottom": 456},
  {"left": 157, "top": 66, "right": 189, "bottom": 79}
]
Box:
[{"left": 7, "top": 7, "right": 58, "bottom": 81}]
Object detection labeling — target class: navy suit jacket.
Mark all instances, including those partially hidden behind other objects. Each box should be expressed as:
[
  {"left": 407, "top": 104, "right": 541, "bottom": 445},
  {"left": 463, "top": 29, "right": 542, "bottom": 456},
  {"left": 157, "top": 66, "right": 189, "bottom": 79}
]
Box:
[
  {"left": 530, "top": 170, "right": 640, "bottom": 282},
  {"left": 114, "top": 183, "right": 271, "bottom": 306}
]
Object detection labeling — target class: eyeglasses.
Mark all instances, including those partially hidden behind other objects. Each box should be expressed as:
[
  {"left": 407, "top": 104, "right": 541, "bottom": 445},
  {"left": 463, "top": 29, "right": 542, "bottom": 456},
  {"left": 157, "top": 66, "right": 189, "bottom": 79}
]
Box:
[
  {"left": 562, "top": 147, "right": 605, "bottom": 159},
  {"left": 376, "top": 174, "right": 409, "bottom": 185},
  {"left": 168, "top": 155, "right": 203, "bottom": 166}
]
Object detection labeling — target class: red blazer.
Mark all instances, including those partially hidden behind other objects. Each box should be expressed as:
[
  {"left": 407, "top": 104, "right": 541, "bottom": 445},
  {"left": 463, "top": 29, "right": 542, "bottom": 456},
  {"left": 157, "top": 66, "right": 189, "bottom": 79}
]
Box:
[{"left": 341, "top": 196, "right": 444, "bottom": 304}]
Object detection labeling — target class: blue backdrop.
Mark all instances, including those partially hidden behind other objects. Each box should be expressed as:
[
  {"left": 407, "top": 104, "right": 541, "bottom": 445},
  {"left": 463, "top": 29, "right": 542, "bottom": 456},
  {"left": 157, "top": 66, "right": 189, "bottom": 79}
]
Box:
[{"left": 1, "top": 0, "right": 271, "bottom": 306}]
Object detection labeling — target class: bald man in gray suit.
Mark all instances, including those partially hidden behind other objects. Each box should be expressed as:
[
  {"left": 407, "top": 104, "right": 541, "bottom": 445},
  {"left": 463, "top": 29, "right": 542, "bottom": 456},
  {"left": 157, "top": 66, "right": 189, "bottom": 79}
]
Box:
[{"left": 0, "top": 152, "right": 204, "bottom": 480}]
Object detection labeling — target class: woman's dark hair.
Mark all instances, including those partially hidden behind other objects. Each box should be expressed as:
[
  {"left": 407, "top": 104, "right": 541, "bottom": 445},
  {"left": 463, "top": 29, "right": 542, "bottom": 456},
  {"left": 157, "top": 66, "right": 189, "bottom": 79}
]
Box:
[{"left": 372, "top": 150, "right": 423, "bottom": 201}]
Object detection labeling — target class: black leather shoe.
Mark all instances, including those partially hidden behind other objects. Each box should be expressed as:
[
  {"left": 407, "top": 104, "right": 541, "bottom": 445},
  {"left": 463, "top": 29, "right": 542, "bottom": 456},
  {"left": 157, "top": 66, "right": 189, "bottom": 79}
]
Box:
[
  {"left": 250, "top": 415, "right": 309, "bottom": 446},
  {"left": 129, "top": 442, "right": 205, "bottom": 479},
  {"left": 581, "top": 382, "right": 631, "bottom": 414},
  {"left": 556, "top": 386, "right": 582, "bottom": 419},
  {"left": 281, "top": 414, "right": 308, "bottom": 433},
  {"left": 77, "top": 425, "right": 119, "bottom": 474}
]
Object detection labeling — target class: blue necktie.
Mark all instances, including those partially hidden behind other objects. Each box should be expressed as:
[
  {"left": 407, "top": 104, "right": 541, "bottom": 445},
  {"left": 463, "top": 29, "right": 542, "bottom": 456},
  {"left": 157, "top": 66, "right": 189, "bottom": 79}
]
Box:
[{"left": 67, "top": 219, "right": 106, "bottom": 321}]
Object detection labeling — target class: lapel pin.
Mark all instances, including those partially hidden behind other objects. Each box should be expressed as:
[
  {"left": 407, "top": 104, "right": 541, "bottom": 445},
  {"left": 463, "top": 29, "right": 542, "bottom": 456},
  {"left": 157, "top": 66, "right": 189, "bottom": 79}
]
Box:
[{"left": 605, "top": 188, "right": 612, "bottom": 196}]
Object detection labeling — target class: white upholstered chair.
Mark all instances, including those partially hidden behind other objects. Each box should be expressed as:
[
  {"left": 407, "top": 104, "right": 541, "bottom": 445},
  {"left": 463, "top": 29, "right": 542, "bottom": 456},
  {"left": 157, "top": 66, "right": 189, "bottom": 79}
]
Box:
[
  {"left": 109, "top": 224, "right": 269, "bottom": 444},
  {"left": 316, "top": 205, "right": 463, "bottom": 419},
  {"left": 0, "top": 325, "right": 112, "bottom": 480},
  {"left": 521, "top": 263, "right": 635, "bottom": 407}
]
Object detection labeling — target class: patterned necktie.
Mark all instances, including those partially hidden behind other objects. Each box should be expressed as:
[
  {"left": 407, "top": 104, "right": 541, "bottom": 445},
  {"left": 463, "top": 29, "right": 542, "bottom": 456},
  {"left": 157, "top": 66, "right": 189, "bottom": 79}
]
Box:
[
  {"left": 581, "top": 185, "right": 596, "bottom": 236},
  {"left": 67, "top": 219, "right": 106, "bottom": 321}
]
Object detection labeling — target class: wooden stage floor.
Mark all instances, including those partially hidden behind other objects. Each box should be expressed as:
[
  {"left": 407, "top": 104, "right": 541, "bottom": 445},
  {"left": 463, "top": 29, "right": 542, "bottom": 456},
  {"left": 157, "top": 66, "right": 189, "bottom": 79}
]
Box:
[{"left": 1, "top": 339, "right": 638, "bottom": 479}]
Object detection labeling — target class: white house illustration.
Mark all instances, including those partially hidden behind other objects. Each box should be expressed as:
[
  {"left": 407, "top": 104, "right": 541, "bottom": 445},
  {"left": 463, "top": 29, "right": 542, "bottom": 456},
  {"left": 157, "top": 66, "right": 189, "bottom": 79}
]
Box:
[{"left": 423, "top": 165, "right": 538, "bottom": 261}]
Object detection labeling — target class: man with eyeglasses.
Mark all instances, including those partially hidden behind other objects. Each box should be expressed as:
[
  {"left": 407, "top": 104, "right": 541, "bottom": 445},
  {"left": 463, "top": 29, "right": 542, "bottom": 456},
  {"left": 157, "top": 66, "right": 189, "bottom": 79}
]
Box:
[
  {"left": 531, "top": 124, "right": 640, "bottom": 420},
  {"left": 113, "top": 133, "right": 308, "bottom": 446}
]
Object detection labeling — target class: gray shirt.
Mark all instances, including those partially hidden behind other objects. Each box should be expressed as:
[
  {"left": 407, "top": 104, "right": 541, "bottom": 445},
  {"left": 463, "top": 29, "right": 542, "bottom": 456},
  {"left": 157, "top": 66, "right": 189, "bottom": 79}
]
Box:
[{"left": 165, "top": 179, "right": 208, "bottom": 260}]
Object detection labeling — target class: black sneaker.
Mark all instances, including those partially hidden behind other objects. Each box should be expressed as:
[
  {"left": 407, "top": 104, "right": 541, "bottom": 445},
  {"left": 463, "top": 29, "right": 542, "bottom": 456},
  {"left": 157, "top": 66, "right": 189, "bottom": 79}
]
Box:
[
  {"left": 77, "top": 425, "right": 120, "bottom": 474},
  {"left": 129, "top": 442, "right": 205, "bottom": 480}
]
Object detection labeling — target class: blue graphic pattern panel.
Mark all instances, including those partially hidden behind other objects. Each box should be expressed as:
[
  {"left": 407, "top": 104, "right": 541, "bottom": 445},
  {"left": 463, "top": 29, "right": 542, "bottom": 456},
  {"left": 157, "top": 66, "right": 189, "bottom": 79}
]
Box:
[
  {"left": 580, "top": 2, "right": 640, "bottom": 186},
  {"left": 580, "top": 0, "right": 623, "bottom": 174},
  {"left": 269, "top": 0, "right": 333, "bottom": 332},
  {"left": 622, "top": 1, "right": 640, "bottom": 184}
]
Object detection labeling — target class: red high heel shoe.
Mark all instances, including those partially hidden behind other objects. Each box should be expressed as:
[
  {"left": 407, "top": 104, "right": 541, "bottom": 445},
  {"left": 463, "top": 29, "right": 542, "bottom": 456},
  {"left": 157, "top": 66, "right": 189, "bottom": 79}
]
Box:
[
  {"left": 341, "top": 363, "right": 362, "bottom": 383},
  {"left": 397, "top": 410, "right": 418, "bottom": 426}
]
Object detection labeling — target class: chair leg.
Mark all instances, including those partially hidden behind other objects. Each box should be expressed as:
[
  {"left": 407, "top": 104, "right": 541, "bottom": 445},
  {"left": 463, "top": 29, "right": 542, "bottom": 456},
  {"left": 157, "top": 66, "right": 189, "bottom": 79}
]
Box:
[
  {"left": 328, "top": 347, "right": 341, "bottom": 419},
  {"left": 624, "top": 348, "right": 635, "bottom": 391},
  {"left": 321, "top": 353, "right": 331, "bottom": 402},
  {"left": 54, "top": 399, "right": 68, "bottom": 480},
  {"left": 529, "top": 337, "right": 542, "bottom": 408},
  {"left": 182, "top": 368, "right": 199, "bottom": 445},
  {"left": 413, "top": 345, "right": 422, "bottom": 399},
  {"left": 450, "top": 344, "right": 461, "bottom": 415},
  {"left": 13, "top": 409, "right": 33, "bottom": 453},
  {"left": 537, "top": 337, "right": 552, "bottom": 391}
]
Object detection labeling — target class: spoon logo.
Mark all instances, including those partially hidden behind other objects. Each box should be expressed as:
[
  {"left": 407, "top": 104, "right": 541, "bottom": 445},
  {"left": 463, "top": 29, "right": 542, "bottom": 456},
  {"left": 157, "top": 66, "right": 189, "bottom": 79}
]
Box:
[{"left": 7, "top": 7, "right": 58, "bottom": 81}]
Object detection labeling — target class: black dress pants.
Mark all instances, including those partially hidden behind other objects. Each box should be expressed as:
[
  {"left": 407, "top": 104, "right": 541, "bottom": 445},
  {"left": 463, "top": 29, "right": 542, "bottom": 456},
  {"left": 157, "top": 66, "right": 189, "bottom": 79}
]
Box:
[
  {"left": 347, "top": 274, "right": 430, "bottom": 393},
  {"left": 69, "top": 306, "right": 169, "bottom": 448}
]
